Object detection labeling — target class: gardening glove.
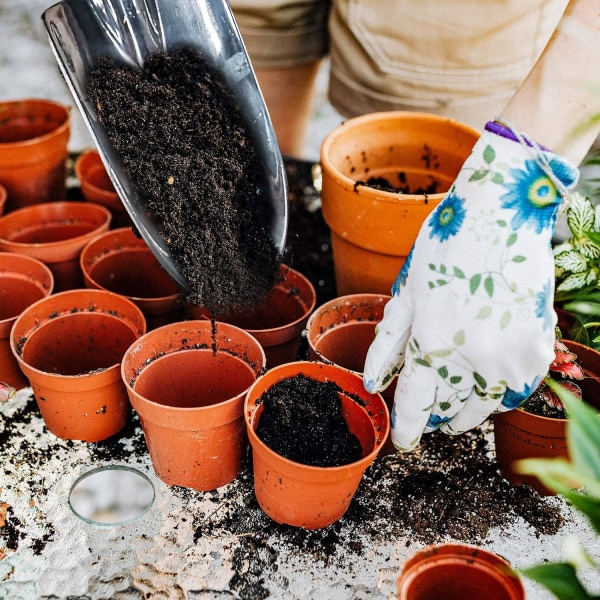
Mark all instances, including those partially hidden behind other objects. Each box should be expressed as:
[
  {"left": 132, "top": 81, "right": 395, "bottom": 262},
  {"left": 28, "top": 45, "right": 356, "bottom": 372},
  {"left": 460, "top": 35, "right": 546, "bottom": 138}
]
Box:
[{"left": 363, "top": 121, "right": 579, "bottom": 452}]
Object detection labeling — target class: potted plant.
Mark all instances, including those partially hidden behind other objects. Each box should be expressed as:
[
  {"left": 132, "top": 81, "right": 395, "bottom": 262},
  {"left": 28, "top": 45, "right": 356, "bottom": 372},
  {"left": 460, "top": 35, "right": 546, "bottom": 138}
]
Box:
[
  {"left": 516, "top": 385, "right": 600, "bottom": 599},
  {"left": 553, "top": 192, "right": 600, "bottom": 351},
  {"left": 493, "top": 330, "right": 600, "bottom": 495}
]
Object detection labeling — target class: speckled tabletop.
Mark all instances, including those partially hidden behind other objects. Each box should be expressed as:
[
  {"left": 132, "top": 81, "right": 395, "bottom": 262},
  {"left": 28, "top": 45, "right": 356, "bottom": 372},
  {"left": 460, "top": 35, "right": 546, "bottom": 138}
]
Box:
[{"left": 1, "top": 2, "right": 600, "bottom": 599}]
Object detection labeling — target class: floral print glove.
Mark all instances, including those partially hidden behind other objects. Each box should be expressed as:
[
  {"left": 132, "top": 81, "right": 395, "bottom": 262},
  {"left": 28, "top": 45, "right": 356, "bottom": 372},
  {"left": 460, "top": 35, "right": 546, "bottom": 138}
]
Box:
[{"left": 363, "top": 122, "right": 579, "bottom": 452}]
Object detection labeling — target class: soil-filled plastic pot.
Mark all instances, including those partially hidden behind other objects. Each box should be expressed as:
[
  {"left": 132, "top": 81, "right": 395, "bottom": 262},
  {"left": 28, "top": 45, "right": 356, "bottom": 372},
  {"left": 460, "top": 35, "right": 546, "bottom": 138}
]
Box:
[
  {"left": 306, "top": 293, "right": 396, "bottom": 454},
  {"left": 0, "top": 99, "right": 70, "bottom": 212},
  {"left": 245, "top": 361, "right": 389, "bottom": 529},
  {"left": 10, "top": 289, "right": 146, "bottom": 442},
  {"left": 75, "top": 149, "right": 132, "bottom": 228},
  {"left": 216, "top": 264, "right": 316, "bottom": 368},
  {"left": 81, "top": 227, "right": 184, "bottom": 330},
  {"left": 320, "top": 111, "right": 479, "bottom": 295},
  {"left": 122, "top": 320, "right": 266, "bottom": 491},
  {"left": 0, "top": 253, "right": 54, "bottom": 389},
  {"left": 0, "top": 201, "right": 111, "bottom": 291},
  {"left": 493, "top": 340, "right": 600, "bottom": 495},
  {"left": 397, "top": 543, "right": 524, "bottom": 600}
]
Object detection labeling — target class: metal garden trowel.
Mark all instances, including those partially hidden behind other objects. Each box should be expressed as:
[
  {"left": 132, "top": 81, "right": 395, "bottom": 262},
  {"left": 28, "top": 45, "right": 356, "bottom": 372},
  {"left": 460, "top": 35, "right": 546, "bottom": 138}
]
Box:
[{"left": 42, "top": 0, "right": 288, "bottom": 291}]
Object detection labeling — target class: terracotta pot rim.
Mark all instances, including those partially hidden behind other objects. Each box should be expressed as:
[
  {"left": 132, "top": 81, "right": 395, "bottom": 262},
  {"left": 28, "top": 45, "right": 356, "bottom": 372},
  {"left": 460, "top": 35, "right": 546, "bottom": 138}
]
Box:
[
  {"left": 10, "top": 288, "right": 146, "bottom": 377},
  {"left": 80, "top": 227, "right": 182, "bottom": 304},
  {"left": 74, "top": 149, "right": 123, "bottom": 211},
  {"left": 245, "top": 360, "right": 390, "bottom": 472},
  {"left": 0, "top": 98, "right": 71, "bottom": 148},
  {"left": 241, "top": 265, "right": 317, "bottom": 336},
  {"left": 75, "top": 149, "right": 113, "bottom": 194},
  {"left": 321, "top": 110, "right": 480, "bottom": 202},
  {"left": 123, "top": 319, "right": 266, "bottom": 413},
  {"left": 0, "top": 201, "right": 112, "bottom": 251},
  {"left": 398, "top": 542, "right": 523, "bottom": 599},
  {"left": 306, "top": 292, "right": 391, "bottom": 370},
  {"left": 0, "top": 252, "right": 55, "bottom": 331}
]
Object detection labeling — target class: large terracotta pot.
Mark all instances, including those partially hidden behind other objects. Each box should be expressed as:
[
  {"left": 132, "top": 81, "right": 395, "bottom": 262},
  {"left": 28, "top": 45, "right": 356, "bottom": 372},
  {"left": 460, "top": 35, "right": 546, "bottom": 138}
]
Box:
[
  {"left": 0, "top": 253, "right": 54, "bottom": 389},
  {"left": 493, "top": 340, "right": 600, "bottom": 495},
  {"left": 397, "top": 543, "right": 524, "bottom": 600},
  {"left": 122, "top": 320, "right": 266, "bottom": 491},
  {"left": 306, "top": 293, "right": 396, "bottom": 454},
  {"left": 216, "top": 264, "right": 316, "bottom": 368},
  {"left": 75, "top": 149, "right": 132, "bottom": 228},
  {"left": 10, "top": 289, "right": 146, "bottom": 442},
  {"left": 0, "top": 201, "right": 111, "bottom": 291},
  {"left": 80, "top": 227, "right": 184, "bottom": 330},
  {"left": 320, "top": 111, "right": 479, "bottom": 295},
  {"left": 0, "top": 99, "right": 70, "bottom": 212},
  {"left": 245, "top": 361, "right": 389, "bottom": 529}
]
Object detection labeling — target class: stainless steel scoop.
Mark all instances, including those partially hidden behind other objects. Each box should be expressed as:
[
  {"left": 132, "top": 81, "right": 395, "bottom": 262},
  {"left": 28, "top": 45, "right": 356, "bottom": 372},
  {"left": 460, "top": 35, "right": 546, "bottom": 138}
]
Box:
[{"left": 42, "top": 0, "right": 288, "bottom": 291}]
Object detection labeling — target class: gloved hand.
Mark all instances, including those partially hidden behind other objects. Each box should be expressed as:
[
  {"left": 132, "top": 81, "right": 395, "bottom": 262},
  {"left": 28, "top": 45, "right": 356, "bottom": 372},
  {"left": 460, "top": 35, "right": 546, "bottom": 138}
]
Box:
[{"left": 363, "top": 121, "right": 579, "bottom": 451}]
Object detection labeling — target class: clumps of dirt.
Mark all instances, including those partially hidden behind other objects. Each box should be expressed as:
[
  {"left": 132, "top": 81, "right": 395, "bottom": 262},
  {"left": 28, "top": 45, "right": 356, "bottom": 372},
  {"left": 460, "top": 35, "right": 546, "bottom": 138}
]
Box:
[
  {"left": 255, "top": 374, "right": 363, "bottom": 467},
  {"left": 87, "top": 48, "right": 282, "bottom": 316},
  {"left": 189, "top": 422, "right": 564, "bottom": 558},
  {"left": 354, "top": 173, "right": 439, "bottom": 195}
]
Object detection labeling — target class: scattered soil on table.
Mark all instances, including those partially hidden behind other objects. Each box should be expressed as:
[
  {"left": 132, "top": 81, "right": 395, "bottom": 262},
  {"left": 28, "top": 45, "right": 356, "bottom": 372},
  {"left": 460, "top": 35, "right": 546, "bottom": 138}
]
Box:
[
  {"left": 1, "top": 160, "right": 570, "bottom": 597},
  {"left": 87, "top": 48, "right": 281, "bottom": 316},
  {"left": 255, "top": 374, "right": 363, "bottom": 467}
]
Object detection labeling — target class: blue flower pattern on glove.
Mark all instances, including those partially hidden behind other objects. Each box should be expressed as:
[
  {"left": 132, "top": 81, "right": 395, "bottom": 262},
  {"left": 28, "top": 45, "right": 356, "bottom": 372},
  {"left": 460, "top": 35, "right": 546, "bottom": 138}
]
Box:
[
  {"left": 392, "top": 247, "right": 413, "bottom": 294},
  {"left": 500, "top": 377, "right": 543, "bottom": 410},
  {"left": 535, "top": 280, "right": 554, "bottom": 331},
  {"left": 500, "top": 159, "right": 561, "bottom": 233},
  {"left": 429, "top": 192, "right": 466, "bottom": 241}
]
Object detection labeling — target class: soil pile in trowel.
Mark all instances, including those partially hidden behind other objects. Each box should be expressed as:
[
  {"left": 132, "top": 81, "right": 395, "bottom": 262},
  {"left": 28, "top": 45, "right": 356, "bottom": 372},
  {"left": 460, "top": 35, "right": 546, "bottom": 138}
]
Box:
[
  {"left": 87, "top": 48, "right": 281, "bottom": 315},
  {"left": 255, "top": 374, "right": 363, "bottom": 467}
]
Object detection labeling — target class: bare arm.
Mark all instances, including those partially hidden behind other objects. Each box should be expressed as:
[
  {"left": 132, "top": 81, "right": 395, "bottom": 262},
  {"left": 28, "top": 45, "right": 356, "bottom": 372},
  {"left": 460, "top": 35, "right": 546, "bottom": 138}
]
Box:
[{"left": 501, "top": 0, "right": 600, "bottom": 164}]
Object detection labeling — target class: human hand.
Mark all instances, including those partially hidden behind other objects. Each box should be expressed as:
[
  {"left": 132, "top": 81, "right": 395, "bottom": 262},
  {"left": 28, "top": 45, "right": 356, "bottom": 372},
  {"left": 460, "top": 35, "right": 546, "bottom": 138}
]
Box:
[{"left": 363, "top": 122, "right": 579, "bottom": 451}]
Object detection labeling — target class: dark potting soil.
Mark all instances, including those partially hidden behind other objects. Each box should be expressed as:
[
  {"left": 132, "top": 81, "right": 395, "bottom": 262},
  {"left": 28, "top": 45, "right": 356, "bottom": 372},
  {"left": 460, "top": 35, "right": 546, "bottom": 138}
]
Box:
[
  {"left": 87, "top": 48, "right": 281, "bottom": 316},
  {"left": 521, "top": 392, "right": 567, "bottom": 419},
  {"left": 255, "top": 374, "right": 363, "bottom": 467},
  {"left": 357, "top": 174, "right": 439, "bottom": 195}
]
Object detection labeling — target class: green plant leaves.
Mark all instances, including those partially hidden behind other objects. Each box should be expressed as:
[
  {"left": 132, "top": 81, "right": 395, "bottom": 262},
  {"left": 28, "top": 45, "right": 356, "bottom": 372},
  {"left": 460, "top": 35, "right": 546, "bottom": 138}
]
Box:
[
  {"left": 516, "top": 382, "right": 600, "bottom": 598},
  {"left": 521, "top": 563, "right": 597, "bottom": 600},
  {"left": 566, "top": 193, "right": 596, "bottom": 237}
]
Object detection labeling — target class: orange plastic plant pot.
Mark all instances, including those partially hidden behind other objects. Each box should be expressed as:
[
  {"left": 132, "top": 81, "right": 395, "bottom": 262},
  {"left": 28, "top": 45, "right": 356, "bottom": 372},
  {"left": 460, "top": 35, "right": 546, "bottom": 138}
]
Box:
[
  {"left": 0, "top": 201, "right": 111, "bottom": 291},
  {"left": 245, "top": 361, "right": 390, "bottom": 529},
  {"left": 75, "top": 149, "right": 132, "bottom": 227},
  {"left": 397, "top": 543, "right": 524, "bottom": 600},
  {"left": 0, "top": 253, "right": 54, "bottom": 389},
  {"left": 122, "top": 320, "right": 266, "bottom": 491},
  {"left": 0, "top": 99, "right": 70, "bottom": 212},
  {"left": 320, "top": 111, "right": 479, "bottom": 295},
  {"left": 306, "top": 293, "right": 397, "bottom": 454},
  {"left": 217, "top": 264, "right": 317, "bottom": 368},
  {"left": 493, "top": 340, "right": 600, "bottom": 495},
  {"left": 80, "top": 227, "right": 184, "bottom": 330},
  {"left": 10, "top": 289, "right": 146, "bottom": 442}
]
